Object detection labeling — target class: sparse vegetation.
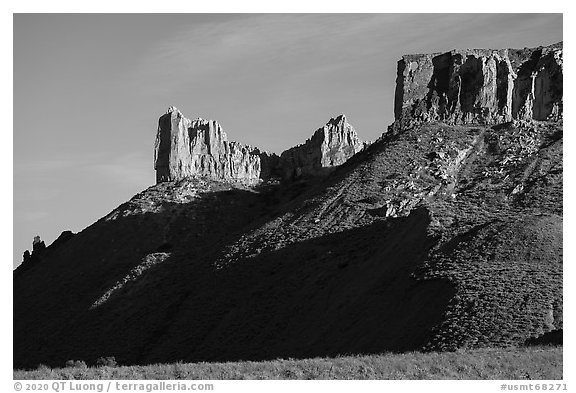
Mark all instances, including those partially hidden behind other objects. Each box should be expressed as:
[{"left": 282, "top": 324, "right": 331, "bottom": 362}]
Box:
[{"left": 15, "top": 346, "right": 561, "bottom": 380}]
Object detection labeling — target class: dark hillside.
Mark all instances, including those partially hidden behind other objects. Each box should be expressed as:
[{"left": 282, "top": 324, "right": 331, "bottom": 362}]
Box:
[{"left": 14, "top": 119, "right": 562, "bottom": 368}]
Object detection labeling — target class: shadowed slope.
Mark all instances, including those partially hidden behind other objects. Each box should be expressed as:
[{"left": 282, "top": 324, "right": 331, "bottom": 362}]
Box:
[
  {"left": 14, "top": 118, "right": 562, "bottom": 368},
  {"left": 14, "top": 180, "right": 454, "bottom": 367}
]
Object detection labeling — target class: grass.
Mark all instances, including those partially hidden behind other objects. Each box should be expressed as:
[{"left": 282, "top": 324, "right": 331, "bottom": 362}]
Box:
[{"left": 14, "top": 346, "right": 562, "bottom": 380}]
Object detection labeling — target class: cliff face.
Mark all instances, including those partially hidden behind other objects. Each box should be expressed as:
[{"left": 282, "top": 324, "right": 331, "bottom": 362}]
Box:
[
  {"left": 155, "top": 109, "right": 365, "bottom": 183},
  {"left": 279, "top": 115, "right": 365, "bottom": 179},
  {"left": 394, "top": 42, "right": 562, "bottom": 127},
  {"left": 154, "top": 107, "right": 276, "bottom": 184}
]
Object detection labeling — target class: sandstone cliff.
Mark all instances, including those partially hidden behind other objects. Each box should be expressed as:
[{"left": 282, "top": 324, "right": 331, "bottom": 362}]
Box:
[
  {"left": 155, "top": 109, "right": 365, "bottom": 183},
  {"left": 279, "top": 115, "right": 365, "bottom": 179},
  {"left": 154, "top": 107, "right": 277, "bottom": 184},
  {"left": 394, "top": 42, "right": 562, "bottom": 127}
]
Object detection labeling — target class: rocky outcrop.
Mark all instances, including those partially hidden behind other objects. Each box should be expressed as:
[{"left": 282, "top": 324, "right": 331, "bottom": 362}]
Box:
[
  {"left": 279, "top": 115, "right": 366, "bottom": 179},
  {"left": 155, "top": 108, "right": 366, "bottom": 183},
  {"left": 17, "top": 235, "right": 47, "bottom": 274},
  {"left": 154, "top": 107, "right": 277, "bottom": 184},
  {"left": 18, "top": 232, "right": 74, "bottom": 272},
  {"left": 394, "top": 42, "right": 562, "bottom": 127}
]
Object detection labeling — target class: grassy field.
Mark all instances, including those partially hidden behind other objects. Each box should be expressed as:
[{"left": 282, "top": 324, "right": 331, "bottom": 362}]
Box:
[{"left": 14, "top": 346, "right": 562, "bottom": 380}]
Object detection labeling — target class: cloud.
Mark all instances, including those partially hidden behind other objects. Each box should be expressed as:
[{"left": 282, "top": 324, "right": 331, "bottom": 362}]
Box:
[{"left": 131, "top": 14, "right": 393, "bottom": 92}]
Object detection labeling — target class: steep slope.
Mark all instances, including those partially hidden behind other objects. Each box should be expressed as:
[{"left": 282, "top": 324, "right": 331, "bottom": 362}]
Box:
[
  {"left": 14, "top": 179, "right": 270, "bottom": 367},
  {"left": 14, "top": 43, "right": 562, "bottom": 368},
  {"left": 218, "top": 119, "right": 562, "bottom": 349}
]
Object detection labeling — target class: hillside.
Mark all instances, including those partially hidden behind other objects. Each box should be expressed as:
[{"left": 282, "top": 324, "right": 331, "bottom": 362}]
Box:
[{"left": 14, "top": 43, "right": 562, "bottom": 369}]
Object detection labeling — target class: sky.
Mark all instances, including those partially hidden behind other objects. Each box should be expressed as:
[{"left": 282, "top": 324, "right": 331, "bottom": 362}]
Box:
[{"left": 13, "top": 13, "right": 562, "bottom": 268}]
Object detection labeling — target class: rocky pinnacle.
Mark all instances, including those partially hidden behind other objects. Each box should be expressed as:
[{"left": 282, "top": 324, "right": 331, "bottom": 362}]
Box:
[
  {"left": 279, "top": 114, "right": 366, "bottom": 179},
  {"left": 154, "top": 107, "right": 275, "bottom": 184},
  {"left": 154, "top": 108, "right": 366, "bottom": 183}
]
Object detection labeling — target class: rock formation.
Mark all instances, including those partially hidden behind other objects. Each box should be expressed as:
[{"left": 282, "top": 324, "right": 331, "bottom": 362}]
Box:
[
  {"left": 155, "top": 108, "right": 366, "bottom": 183},
  {"left": 32, "top": 235, "right": 46, "bottom": 253},
  {"left": 279, "top": 115, "right": 366, "bottom": 179},
  {"left": 394, "top": 42, "right": 562, "bottom": 127},
  {"left": 14, "top": 42, "right": 562, "bottom": 369},
  {"left": 17, "top": 231, "right": 74, "bottom": 275},
  {"left": 154, "top": 107, "right": 277, "bottom": 184},
  {"left": 19, "top": 236, "right": 47, "bottom": 272}
]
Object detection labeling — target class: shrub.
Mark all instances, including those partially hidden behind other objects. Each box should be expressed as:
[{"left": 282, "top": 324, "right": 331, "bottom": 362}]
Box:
[
  {"left": 65, "top": 360, "right": 87, "bottom": 368},
  {"left": 96, "top": 356, "right": 117, "bottom": 367},
  {"left": 36, "top": 364, "right": 50, "bottom": 371}
]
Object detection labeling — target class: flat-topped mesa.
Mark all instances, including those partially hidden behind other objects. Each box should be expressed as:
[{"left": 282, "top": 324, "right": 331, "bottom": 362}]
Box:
[
  {"left": 154, "top": 107, "right": 277, "bottom": 184},
  {"left": 279, "top": 114, "right": 365, "bottom": 179},
  {"left": 394, "top": 42, "right": 563, "bottom": 127}
]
